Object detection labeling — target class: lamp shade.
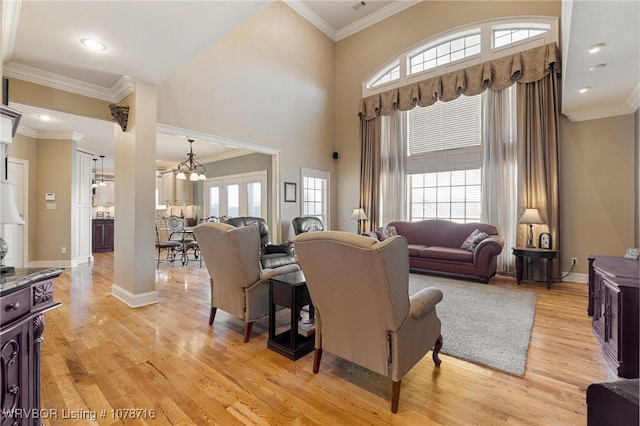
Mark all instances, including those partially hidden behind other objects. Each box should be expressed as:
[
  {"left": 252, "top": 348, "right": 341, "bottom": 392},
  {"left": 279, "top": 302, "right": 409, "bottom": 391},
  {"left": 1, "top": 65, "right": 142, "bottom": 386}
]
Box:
[
  {"left": 519, "top": 208, "right": 543, "bottom": 225},
  {"left": 350, "top": 208, "right": 368, "bottom": 220},
  {"left": 0, "top": 180, "right": 25, "bottom": 224}
]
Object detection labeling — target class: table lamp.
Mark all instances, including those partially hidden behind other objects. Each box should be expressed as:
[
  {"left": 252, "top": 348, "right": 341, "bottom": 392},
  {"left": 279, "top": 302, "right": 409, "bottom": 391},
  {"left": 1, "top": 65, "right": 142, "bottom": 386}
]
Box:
[
  {"left": 0, "top": 180, "right": 25, "bottom": 274},
  {"left": 519, "top": 208, "right": 543, "bottom": 248},
  {"left": 350, "top": 208, "right": 368, "bottom": 234}
]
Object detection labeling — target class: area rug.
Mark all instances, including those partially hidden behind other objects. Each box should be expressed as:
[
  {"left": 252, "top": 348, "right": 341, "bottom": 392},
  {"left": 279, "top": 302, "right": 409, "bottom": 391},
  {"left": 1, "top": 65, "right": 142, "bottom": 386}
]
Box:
[{"left": 409, "top": 274, "right": 537, "bottom": 376}]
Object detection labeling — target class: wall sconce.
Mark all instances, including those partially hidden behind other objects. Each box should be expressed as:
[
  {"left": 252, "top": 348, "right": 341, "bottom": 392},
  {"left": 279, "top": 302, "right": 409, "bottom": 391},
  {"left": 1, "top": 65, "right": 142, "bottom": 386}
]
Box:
[{"left": 350, "top": 207, "right": 368, "bottom": 234}]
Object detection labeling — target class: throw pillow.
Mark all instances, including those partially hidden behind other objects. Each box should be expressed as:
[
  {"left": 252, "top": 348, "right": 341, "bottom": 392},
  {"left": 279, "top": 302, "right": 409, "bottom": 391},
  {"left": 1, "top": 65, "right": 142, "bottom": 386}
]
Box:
[
  {"left": 376, "top": 225, "right": 398, "bottom": 241},
  {"left": 460, "top": 229, "right": 490, "bottom": 252}
]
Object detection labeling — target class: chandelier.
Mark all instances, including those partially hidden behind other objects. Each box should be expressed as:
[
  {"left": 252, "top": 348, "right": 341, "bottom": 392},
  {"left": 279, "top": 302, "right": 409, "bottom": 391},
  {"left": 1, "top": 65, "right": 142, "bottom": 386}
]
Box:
[{"left": 176, "top": 139, "right": 206, "bottom": 181}]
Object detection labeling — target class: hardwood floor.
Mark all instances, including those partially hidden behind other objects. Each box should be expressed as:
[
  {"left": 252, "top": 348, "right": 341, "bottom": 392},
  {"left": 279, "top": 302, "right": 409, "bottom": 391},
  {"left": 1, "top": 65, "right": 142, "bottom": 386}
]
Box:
[{"left": 40, "top": 252, "right": 616, "bottom": 425}]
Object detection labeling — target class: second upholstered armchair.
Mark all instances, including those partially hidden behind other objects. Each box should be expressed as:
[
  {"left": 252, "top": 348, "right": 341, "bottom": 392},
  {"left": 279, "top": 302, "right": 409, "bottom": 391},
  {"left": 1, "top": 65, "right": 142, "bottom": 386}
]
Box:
[
  {"left": 293, "top": 231, "right": 444, "bottom": 413},
  {"left": 194, "top": 222, "right": 300, "bottom": 342}
]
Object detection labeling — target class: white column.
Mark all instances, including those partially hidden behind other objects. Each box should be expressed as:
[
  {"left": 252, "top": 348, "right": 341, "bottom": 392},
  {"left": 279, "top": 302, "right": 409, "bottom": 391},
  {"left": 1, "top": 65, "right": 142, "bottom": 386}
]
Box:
[{"left": 111, "top": 81, "right": 158, "bottom": 307}]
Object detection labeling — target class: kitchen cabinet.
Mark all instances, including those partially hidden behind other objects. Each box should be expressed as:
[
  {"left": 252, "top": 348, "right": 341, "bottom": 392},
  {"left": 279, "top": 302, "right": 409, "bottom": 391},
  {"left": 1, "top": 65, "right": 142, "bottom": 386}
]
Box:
[
  {"left": 158, "top": 171, "right": 192, "bottom": 205},
  {"left": 93, "top": 181, "right": 114, "bottom": 206},
  {"left": 92, "top": 219, "right": 115, "bottom": 252}
]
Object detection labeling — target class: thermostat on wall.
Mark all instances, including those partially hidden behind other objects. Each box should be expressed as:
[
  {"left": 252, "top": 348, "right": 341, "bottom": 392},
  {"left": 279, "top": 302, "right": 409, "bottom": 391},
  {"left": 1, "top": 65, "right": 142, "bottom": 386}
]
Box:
[{"left": 45, "top": 192, "right": 55, "bottom": 201}]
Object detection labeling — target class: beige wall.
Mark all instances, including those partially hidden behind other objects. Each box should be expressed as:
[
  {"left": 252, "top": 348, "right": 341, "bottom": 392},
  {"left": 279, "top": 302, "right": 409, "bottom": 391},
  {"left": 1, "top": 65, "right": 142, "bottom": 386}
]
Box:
[
  {"left": 560, "top": 114, "right": 637, "bottom": 273},
  {"left": 8, "top": 78, "right": 113, "bottom": 121},
  {"left": 157, "top": 2, "right": 336, "bottom": 236},
  {"left": 34, "top": 138, "right": 75, "bottom": 261}
]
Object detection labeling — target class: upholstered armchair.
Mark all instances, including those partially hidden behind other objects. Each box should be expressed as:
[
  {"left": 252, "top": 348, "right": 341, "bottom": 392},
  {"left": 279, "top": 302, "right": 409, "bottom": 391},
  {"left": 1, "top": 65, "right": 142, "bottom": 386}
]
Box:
[
  {"left": 223, "top": 217, "right": 297, "bottom": 269},
  {"left": 291, "top": 216, "right": 325, "bottom": 235},
  {"left": 194, "top": 222, "right": 300, "bottom": 342},
  {"left": 293, "top": 231, "right": 444, "bottom": 413}
]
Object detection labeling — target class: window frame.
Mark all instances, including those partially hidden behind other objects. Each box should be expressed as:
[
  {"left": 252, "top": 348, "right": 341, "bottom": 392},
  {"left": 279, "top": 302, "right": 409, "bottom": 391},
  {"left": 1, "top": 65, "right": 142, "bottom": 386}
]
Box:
[
  {"left": 300, "top": 168, "right": 330, "bottom": 229},
  {"left": 362, "top": 16, "right": 558, "bottom": 96}
]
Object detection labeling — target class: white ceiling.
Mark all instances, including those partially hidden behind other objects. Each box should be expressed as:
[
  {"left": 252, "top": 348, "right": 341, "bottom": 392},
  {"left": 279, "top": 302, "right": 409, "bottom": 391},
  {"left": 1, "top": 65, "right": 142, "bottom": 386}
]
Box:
[{"left": 2, "top": 0, "right": 638, "bottom": 171}]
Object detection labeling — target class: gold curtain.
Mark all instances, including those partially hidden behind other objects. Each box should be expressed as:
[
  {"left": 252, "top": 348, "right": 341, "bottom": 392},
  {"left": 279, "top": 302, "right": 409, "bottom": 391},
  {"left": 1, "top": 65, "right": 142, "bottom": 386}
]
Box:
[
  {"left": 359, "top": 117, "right": 381, "bottom": 233},
  {"left": 358, "top": 43, "right": 559, "bottom": 121},
  {"left": 516, "top": 69, "right": 561, "bottom": 281}
]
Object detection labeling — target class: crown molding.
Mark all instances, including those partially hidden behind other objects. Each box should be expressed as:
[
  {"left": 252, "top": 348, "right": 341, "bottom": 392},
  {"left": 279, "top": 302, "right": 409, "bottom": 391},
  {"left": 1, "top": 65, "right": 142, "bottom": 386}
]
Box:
[
  {"left": 14, "top": 128, "right": 88, "bottom": 142},
  {"left": 336, "top": 0, "right": 421, "bottom": 41},
  {"left": 3, "top": 62, "right": 134, "bottom": 103},
  {"left": 564, "top": 85, "right": 640, "bottom": 122},
  {"left": 16, "top": 125, "right": 37, "bottom": 139},
  {"left": 282, "top": 0, "right": 336, "bottom": 40},
  {"left": 284, "top": 0, "right": 421, "bottom": 42},
  {"left": 156, "top": 123, "right": 279, "bottom": 156},
  {"left": 1, "top": 0, "right": 22, "bottom": 63}
]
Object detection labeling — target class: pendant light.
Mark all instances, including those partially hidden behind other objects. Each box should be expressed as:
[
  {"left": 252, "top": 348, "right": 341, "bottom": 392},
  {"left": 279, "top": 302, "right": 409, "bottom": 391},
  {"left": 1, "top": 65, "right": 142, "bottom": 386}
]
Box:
[
  {"left": 175, "top": 139, "right": 206, "bottom": 181},
  {"left": 91, "top": 158, "right": 98, "bottom": 189},
  {"left": 98, "top": 155, "right": 107, "bottom": 187}
]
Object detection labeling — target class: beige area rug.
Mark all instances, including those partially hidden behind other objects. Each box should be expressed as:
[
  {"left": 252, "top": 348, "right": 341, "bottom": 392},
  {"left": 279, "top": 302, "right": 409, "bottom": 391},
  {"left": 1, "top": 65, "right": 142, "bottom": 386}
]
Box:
[{"left": 409, "top": 274, "right": 537, "bottom": 376}]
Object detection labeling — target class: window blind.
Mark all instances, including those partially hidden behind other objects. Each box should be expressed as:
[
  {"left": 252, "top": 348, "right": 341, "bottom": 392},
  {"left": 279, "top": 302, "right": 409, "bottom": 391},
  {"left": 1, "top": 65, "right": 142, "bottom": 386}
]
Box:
[{"left": 407, "top": 94, "right": 481, "bottom": 156}]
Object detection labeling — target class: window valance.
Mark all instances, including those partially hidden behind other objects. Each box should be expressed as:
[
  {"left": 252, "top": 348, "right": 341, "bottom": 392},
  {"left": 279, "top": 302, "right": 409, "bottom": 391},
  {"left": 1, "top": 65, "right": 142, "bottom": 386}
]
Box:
[{"left": 358, "top": 42, "right": 559, "bottom": 121}]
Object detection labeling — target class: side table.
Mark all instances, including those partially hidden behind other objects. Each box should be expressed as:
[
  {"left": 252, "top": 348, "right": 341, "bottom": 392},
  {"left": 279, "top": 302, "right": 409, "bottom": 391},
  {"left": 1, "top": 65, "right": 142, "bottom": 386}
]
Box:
[
  {"left": 268, "top": 270, "right": 315, "bottom": 360},
  {"left": 512, "top": 247, "right": 559, "bottom": 289}
]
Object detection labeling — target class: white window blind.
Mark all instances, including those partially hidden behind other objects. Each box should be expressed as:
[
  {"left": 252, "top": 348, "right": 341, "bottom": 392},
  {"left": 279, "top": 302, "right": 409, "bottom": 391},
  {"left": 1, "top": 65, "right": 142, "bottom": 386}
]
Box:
[{"left": 408, "top": 94, "right": 481, "bottom": 156}]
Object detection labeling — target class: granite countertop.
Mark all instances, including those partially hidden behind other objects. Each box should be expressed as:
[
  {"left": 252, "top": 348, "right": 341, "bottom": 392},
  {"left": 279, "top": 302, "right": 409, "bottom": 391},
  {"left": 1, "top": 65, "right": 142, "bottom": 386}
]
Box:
[{"left": 0, "top": 267, "right": 65, "bottom": 296}]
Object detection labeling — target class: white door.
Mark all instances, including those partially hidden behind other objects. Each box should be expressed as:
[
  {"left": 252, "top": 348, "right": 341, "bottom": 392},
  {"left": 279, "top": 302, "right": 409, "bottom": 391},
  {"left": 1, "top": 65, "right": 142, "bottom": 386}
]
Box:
[
  {"left": 5, "top": 159, "right": 27, "bottom": 269},
  {"left": 204, "top": 171, "right": 267, "bottom": 219}
]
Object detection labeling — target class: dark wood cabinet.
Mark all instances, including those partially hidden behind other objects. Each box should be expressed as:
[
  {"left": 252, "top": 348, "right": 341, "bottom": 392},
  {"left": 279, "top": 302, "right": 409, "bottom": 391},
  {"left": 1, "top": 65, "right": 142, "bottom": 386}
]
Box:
[
  {"left": 1, "top": 268, "right": 63, "bottom": 425},
  {"left": 588, "top": 255, "right": 639, "bottom": 378},
  {"left": 92, "top": 219, "right": 114, "bottom": 252}
]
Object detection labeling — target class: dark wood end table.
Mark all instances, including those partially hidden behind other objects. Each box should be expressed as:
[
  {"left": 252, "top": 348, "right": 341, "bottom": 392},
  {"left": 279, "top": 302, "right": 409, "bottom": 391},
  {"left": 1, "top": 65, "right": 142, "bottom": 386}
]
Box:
[
  {"left": 268, "top": 270, "right": 315, "bottom": 360},
  {"left": 512, "top": 247, "right": 560, "bottom": 289}
]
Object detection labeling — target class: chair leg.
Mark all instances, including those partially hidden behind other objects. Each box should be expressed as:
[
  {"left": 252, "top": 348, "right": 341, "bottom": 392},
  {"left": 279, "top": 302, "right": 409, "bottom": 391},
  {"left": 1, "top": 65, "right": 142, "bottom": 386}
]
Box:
[
  {"left": 243, "top": 322, "right": 254, "bottom": 343},
  {"left": 432, "top": 334, "right": 443, "bottom": 367},
  {"left": 312, "top": 348, "right": 323, "bottom": 374},
  {"left": 208, "top": 307, "right": 217, "bottom": 326},
  {"left": 391, "top": 380, "right": 401, "bottom": 413}
]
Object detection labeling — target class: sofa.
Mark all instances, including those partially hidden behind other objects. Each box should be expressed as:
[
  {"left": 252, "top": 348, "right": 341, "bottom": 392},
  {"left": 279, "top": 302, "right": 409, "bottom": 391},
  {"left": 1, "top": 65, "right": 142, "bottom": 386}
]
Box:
[{"left": 367, "top": 220, "right": 504, "bottom": 283}]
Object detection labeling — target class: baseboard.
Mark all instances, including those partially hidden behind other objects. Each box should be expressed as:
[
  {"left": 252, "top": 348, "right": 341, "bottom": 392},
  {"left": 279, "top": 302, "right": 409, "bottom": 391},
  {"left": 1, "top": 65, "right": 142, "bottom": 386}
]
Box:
[
  {"left": 562, "top": 272, "right": 588, "bottom": 283},
  {"left": 28, "top": 260, "right": 76, "bottom": 268},
  {"left": 111, "top": 284, "right": 159, "bottom": 308}
]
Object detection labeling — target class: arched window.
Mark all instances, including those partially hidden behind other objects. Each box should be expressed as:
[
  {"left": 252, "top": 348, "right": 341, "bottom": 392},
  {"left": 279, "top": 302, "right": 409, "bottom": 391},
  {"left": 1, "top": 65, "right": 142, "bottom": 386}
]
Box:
[
  {"left": 363, "top": 16, "right": 557, "bottom": 96},
  {"left": 363, "top": 17, "right": 557, "bottom": 223}
]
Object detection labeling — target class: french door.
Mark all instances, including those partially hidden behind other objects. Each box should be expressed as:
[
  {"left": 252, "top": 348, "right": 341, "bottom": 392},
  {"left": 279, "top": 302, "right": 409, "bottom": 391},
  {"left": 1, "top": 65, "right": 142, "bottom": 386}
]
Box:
[{"left": 204, "top": 171, "right": 267, "bottom": 219}]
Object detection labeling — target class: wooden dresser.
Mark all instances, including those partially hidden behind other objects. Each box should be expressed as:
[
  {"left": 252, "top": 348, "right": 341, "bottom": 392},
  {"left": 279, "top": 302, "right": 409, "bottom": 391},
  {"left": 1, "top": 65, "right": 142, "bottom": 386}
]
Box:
[
  {"left": 588, "top": 255, "right": 639, "bottom": 379},
  {"left": 1, "top": 268, "right": 64, "bottom": 425}
]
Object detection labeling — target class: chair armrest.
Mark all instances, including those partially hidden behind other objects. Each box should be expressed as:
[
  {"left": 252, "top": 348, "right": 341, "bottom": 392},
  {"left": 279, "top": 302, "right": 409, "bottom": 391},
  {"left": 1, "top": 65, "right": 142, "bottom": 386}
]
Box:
[
  {"left": 363, "top": 231, "right": 380, "bottom": 240},
  {"left": 409, "top": 287, "right": 443, "bottom": 319},
  {"left": 260, "top": 263, "right": 300, "bottom": 280}
]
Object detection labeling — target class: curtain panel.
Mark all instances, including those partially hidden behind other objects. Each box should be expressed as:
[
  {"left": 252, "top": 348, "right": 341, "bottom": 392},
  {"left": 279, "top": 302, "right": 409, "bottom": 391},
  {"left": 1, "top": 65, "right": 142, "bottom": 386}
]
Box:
[{"left": 358, "top": 42, "right": 559, "bottom": 121}]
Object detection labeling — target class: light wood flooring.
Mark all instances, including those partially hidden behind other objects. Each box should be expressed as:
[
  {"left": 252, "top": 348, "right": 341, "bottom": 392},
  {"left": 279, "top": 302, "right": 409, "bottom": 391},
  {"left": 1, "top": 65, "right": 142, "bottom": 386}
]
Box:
[{"left": 40, "top": 252, "right": 617, "bottom": 425}]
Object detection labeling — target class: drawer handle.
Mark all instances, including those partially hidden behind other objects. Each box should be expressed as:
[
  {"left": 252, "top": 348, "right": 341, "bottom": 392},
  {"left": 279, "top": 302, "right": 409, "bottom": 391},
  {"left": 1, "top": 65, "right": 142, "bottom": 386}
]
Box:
[{"left": 7, "top": 302, "right": 20, "bottom": 311}]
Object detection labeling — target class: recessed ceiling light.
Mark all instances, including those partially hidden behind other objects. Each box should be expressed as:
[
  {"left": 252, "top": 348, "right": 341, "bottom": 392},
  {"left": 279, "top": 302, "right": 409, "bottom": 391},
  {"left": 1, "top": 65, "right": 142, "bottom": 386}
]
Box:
[
  {"left": 589, "top": 63, "right": 606, "bottom": 72},
  {"left": 36, "top": 114, "right": 53, "bottom": 121},
  {"left": 587, "top": 43, "right": 604, "bottom": 54},
  {"left": 579, "top": 86, "right": 591, "bottom": 94},
  {"left": 81, "top": 38, "right": 107, "bottom": 51}
]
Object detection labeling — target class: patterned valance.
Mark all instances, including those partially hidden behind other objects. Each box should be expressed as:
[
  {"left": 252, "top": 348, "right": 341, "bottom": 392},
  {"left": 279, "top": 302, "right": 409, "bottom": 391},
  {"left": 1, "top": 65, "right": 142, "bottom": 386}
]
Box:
[{"left": 358, "top": 42, "right": 560, "bottom": 121}]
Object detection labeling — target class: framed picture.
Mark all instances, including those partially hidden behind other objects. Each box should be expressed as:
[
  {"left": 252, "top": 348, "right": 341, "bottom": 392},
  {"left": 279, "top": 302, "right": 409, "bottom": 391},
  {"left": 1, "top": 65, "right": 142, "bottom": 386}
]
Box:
[
  {"left": 284, "top": 182, "right": 297, "bottom": 203},
  {"left": 539, "top": 232, "right": 552, "bottom": 249},
  {"left": 623, "top": 248, "right": 639, "bottom": 260}
]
